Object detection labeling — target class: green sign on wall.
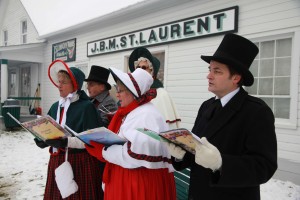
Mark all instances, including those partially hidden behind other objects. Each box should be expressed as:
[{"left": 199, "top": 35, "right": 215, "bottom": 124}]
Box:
[{"left": 52, "top": 38, "right": 76, "bottom": 62}]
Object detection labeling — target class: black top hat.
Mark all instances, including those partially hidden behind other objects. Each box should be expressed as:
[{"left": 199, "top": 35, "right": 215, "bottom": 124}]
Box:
[
  {"left": 128, "top": 47, "right": 160, "bottom": 76},
  {"left": 201, "top": 33, "right": 259, "bottom": 86},
  {"left": 84, "top": 65, "right": 111, "bottom": 90}
]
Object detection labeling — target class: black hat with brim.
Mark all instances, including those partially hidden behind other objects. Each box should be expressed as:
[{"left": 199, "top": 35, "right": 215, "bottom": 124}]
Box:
[
  {"left": 201, "top": 33, "right": 259, "bottom": 86},
  {"left": 84, "top": 65, "right": 111, "bottom": 90},
  {"left": 128, "top": 47, "right": 160, "bottom": 77}
]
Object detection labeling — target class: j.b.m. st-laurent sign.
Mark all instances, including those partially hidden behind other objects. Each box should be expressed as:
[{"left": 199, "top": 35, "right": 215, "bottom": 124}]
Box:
[{"left": 87, "top": 6, "right": 238, "bottom": 57}]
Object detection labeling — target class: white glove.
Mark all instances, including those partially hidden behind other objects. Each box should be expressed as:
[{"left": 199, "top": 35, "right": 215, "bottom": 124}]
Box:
[
  {"left": 67, "top": 137, "right": 85, "bottom": 149},
  {"left": 164, "top": 142, "right": 186, "bottom": 160},
  {"left": 195, "top": 137, "right": 222, "bottom": 171}
]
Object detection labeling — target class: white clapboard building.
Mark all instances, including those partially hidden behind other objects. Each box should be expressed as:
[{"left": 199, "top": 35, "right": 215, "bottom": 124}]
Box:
[{"left": 0, "top": 0, "right": 300, "bottom": 187}]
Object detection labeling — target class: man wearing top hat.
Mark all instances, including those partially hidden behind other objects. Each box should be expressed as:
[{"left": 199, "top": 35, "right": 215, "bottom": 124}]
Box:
[
  {"left": 85, "top": 65, "right": 118, "bottom": 127},
  {"left": 165, "top": 33, "right": 277, "bottom": 200}
]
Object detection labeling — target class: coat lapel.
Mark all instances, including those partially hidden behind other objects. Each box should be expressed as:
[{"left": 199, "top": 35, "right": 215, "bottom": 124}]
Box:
[{"left": 204, "top": 88, "right": 248, "bottom": 139}]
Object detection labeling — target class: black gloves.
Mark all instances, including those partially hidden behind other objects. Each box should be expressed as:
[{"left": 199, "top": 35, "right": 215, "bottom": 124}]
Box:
[
  {"left": 45, "top": 137, "right": 68, "bottom": 148},
  {"left": 34, "top": 138, "right": 49, "bottom": 149},
  {"left": 34, "top": 137, "right": 68, "bottom": 149}
]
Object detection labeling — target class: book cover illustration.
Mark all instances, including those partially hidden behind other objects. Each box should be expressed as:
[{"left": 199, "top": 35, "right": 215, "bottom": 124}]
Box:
[
  {"left": 136, "top": 128, "right": 201, "bottom": 154},
  {"left": 65, "top": 125, "right": 126, "bottom": 146},
  {"left": 159, "top": 128, "right": 201, "bottom": 154},
  {"left": 7, "top": 113, "right": 71, "bottom": 141}
]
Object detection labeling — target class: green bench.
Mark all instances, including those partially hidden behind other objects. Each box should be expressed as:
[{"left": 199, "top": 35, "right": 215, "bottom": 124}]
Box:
[{"left": 174, "top": 168, "right": 190, "bottom": 200}]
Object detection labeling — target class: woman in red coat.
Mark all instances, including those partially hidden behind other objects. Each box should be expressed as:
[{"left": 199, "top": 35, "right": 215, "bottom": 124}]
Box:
[{"left": 85, "top": 67, "right": 176, "bottom": 200}]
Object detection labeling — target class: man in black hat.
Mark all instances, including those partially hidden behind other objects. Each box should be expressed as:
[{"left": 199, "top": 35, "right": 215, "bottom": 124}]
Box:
[
  {"left": 128, "top": 47, "right": 181, "bottom": 129},
  {"left": 166, "top": 33, "right": 277, "bottom": 200},
  {"left": 85, "top": 65, "right": 118, "bottom": 127}
]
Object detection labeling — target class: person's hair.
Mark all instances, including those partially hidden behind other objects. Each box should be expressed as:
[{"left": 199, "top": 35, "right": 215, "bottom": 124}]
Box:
[
  {"left": 227, "top": 65, "right": 244, "bottom": 87},
  {"left": 134, "top": 57, "right": 153, "bottom": 71},
  {"left": 58, "top": 70, "right": 71, "bottom": 81},
  {"left": 116, "top": 80, "right": 126, "bottom": 90},
  {"left": 102, "top": 83, "right": 108, "bottom": 91}
]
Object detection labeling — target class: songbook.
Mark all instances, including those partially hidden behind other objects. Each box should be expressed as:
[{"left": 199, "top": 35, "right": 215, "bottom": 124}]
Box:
[
  {"left": 136, "top": 128, "right": 202, "bottom": 154},
  {"left": 65, "top": 125, "right": 126, "bottom": 146},
  {"left": 7, "top": 112, "right": 71, "bottom": 141},
  {"left": 7, "top": 112, "right": 126, "bottom": 146}
]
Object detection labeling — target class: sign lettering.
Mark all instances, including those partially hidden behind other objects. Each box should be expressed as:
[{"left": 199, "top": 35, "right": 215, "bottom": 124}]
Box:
[{"left": 87, "top": 6, "right": 238, "bottom": 56}]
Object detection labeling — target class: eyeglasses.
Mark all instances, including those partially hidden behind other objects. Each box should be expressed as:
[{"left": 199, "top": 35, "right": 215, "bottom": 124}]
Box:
[
  {"left": 115, "top": 85, "right": 127, "bottom": 93},
  {"left": 136, "top": 65, "right": 152, "bottom": 71}
]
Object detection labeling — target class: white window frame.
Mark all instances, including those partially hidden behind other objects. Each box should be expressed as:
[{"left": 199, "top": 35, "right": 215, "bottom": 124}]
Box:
[
  {"left": 3, "top": 30, "right": 8, "bottom": 46},
  {"left": 250, "top": 32, "right": 299, "bottom": 129},
  {"left": 75, "top": 62, "right": 89, "bottom": 93},
  {"left": 20, "top": 20, "right": 27, "bottom": 44}
]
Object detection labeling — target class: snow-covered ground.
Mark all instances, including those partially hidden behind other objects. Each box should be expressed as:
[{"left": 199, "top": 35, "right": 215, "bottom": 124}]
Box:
[{"left": 0, "top": 130, "right": 300, "bottom": 200}]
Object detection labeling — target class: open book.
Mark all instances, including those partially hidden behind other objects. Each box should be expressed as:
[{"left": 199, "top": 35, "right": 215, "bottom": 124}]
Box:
[
  {"left": 7, "top": 112, "right": 126, "bottom": 146},
  {"left": 136, "top": 128, "right": 201, "bottom": 154},
  {"left": 7, "top": 112, "right": 71, "bottom": 141},
  {"left": 65, "top": 125, "right": 126, "bottom": 146}
]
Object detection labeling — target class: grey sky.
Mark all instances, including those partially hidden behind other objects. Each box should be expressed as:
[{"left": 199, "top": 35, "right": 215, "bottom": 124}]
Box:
[{"left": 21, "top": 0, "right": 144, "bottom": 36}]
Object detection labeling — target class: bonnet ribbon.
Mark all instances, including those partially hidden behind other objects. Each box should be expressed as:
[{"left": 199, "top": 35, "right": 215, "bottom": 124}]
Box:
[{"left": 56, "top": 92, "right": 77, "bottom": 127}]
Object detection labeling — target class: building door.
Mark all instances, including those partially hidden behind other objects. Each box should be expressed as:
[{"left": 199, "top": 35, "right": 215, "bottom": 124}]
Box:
[
  {"left": 8, "top": 68, "right": 17, "bottom": 97},
  {"left": 20, "top": 67, "right": 31, "bottom": 105}
]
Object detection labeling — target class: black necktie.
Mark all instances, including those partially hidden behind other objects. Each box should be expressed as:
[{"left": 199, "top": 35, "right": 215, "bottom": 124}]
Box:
[{"left": 204, "top": 99, "right": 222, "bottom": 120}]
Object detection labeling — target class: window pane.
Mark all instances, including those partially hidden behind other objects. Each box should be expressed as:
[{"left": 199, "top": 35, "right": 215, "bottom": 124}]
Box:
[
  {"left": 261, "top": 41, "right": 274, "bottom": 58},
  {"left": 276, "top": 38, "right": 291, "bottom": 57},
  {"left": 153, "top": 52, "right": 165, "bottom": 83},
  {"left": 261, "top": 97, "right": 273, "bottom": 110},
  {"left": 3, "top": 30, "right": 8, "bottom": 46},
  {"left": 252, "top": 37, "right": 292, "bottom": 120},
  {"left": 8, "top": 72, "right": 17, "bottom": 96},
  {"left": 21, "top": 67, "right": 31, "bottom": 101},
  {"left": 4, "top": 30, "right": 7, "bottom": 40},
  {"left": 245, "top": 78, "right": 258, "bottom": 94},
  {"left": 274, "top": 98, "right": 290, "bottom": 119},
  {"left": 254, "top": 42, "right": 259, "bottom": 59},
  {"left": 259, "top": 78, "right": 273, "bottom": 95},
  {"left": 274, "top": 77, "right": 290, "bottom": 95},
  {"left": 260, "top": 59, "right": 274, "bottom": 77},
  {"left": 23, "top": 35, "right": 27, "bottom": 43},
  {"left": 22, "top": 21, "right": 27, "bottom": 33},
  {"left": 275, "top": 58, "right": 291, "bottom": 76},
  {"left": 250, "top": 60, "right": 258, "bottom": 77}
]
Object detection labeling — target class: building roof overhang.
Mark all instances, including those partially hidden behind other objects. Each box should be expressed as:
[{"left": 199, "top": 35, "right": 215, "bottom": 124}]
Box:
[{"left": 0, "top": 42, "right": 46, "bottom": 63}]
